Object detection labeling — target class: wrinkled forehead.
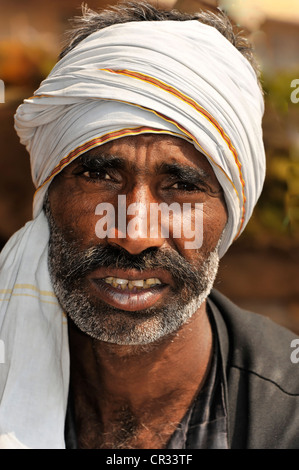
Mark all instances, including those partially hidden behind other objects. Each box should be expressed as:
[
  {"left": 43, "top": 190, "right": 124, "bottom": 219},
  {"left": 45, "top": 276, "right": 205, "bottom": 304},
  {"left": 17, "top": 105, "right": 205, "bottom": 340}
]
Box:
[
  {"left": 61, "top": 133, "right": 217, "bottom": 173},
  {"left": 53, "top": 132, "right": 223, "bottom": 192}
]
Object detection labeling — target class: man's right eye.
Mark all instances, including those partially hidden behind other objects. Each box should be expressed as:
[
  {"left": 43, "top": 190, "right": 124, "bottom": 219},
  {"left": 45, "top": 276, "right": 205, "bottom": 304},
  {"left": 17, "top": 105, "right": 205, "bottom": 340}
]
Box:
[{"left": 82, "top": 170, "right": 112, "bottom": 180}]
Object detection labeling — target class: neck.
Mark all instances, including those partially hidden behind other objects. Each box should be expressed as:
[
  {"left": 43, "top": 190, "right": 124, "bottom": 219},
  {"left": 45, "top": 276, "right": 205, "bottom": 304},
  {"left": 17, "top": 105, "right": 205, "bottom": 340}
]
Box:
[{"left": 68, "top": 302, "right": 213, "bottom": 448}]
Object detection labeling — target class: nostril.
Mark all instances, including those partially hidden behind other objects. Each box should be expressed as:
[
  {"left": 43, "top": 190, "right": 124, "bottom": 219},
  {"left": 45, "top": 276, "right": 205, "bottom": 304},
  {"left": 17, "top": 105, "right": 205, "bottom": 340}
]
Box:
[{"left": 107, "top": 237, "right": 166, "bottom": 256}]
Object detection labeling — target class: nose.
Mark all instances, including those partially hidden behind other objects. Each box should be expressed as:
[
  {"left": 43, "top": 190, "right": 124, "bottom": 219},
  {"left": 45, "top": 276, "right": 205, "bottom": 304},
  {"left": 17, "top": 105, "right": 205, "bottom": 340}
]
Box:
[{"left": 108, "top": 188, "right": 166, "bottom": 255}]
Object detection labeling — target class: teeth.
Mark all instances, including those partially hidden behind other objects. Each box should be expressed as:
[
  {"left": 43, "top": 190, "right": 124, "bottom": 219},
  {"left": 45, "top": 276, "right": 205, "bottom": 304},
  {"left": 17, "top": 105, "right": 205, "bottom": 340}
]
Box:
[
  {"left": 145, "top": 278, "right": 160, "bottom": 286},
  {"left": 130, "top": 279, "right": 144, "bottom": 287},
  {"left": 104, "top": 277, "right": 162, "bottom": 290}
]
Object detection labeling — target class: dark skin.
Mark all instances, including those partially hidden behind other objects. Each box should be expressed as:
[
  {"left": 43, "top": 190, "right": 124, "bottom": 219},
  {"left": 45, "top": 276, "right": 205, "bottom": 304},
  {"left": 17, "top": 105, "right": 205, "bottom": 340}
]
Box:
[{"left": 49, "top": 134, "right": 228, "bottom": 448}]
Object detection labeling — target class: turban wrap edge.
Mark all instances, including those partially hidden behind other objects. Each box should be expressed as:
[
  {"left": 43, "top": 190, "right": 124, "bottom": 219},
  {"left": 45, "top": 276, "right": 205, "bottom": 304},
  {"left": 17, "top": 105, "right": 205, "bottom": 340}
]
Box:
[{"left": 0, "top": 19, "right": 265, "bottom": 448}]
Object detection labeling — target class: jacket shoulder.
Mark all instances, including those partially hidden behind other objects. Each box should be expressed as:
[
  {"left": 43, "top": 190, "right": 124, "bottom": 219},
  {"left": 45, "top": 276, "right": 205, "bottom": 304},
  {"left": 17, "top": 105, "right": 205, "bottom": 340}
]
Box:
[{"left": 209, "top": 289, "right": 299, "bottom": 396}]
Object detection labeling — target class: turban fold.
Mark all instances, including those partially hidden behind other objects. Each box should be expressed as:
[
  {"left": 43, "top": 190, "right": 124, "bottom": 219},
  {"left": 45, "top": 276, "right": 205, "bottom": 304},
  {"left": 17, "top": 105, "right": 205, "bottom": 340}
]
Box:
[{"left": 0, "top": 20, "right": 265, "bottom": 448}]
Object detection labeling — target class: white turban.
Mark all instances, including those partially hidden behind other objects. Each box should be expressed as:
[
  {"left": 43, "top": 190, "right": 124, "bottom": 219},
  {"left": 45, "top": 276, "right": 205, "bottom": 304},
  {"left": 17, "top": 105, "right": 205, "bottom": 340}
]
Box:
[{"left": 0, "top": 20, "right": 265, "bottom": 448}]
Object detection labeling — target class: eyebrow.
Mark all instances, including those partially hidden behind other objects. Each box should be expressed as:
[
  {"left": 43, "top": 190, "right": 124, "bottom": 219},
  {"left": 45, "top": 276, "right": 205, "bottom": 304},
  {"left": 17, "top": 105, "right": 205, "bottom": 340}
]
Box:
[
  {"left": 79, "top": 153, "right": 127, "bottom": 170},
  {"left": 79, "top": 152, "right": 214, "bottom": 187},
  {"left": 156, "top": 162, "right": 213, "bottom": 185}
]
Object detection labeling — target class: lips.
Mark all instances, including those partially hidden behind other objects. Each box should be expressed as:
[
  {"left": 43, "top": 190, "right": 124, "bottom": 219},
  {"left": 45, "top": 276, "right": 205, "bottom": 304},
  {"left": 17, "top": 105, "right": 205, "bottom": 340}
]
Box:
[{"left": 87, "top": 268, "right": 173, "bottom": 312}]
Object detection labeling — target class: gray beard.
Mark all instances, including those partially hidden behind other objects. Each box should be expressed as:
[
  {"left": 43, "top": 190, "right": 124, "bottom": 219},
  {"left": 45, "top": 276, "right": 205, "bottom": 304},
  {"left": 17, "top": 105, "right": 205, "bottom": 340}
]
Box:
[{"left": 45, "top": 199, "right": 220, "bottom": 346}]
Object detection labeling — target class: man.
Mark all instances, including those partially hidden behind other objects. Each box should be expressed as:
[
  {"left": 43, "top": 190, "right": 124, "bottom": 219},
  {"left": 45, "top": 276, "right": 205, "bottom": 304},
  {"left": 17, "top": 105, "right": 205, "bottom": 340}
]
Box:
[{"left": 0, "top": 1, "right": 298, "bottom": 449}]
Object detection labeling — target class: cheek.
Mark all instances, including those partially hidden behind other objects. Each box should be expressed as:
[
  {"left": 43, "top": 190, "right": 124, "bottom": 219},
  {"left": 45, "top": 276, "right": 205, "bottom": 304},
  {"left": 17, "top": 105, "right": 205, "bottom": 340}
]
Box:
[
  {"left": 203, "top": 199, "right": 227, "bottom": 247},
  {"left": 48, "top": 180, "right": 103, "bottom": 247},
  {"left": 173, "top": 198, "right": 227, "bottom": 258}
]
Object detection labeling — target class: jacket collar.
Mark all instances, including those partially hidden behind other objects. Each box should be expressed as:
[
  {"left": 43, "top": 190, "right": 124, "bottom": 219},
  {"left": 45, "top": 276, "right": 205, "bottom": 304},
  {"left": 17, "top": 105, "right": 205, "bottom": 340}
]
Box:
[{"left": 207, "top": 290, "right": 231, "bottom": 446}]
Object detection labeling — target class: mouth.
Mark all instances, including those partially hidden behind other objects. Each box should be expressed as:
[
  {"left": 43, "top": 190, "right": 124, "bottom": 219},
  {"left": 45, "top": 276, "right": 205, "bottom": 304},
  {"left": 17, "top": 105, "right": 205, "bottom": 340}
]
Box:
[
  {"left": 87, "top": 269, "right": 172, "bottom": 312},
  {"left": 103, "top": 276, "right": 162, "bottom": 290}
]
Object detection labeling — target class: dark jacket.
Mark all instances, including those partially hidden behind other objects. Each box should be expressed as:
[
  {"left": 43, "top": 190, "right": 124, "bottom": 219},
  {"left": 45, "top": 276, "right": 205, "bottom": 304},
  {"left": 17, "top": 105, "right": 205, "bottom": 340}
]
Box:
[{"left": 208, "top": 290, "right": 299, "bottom": 449}]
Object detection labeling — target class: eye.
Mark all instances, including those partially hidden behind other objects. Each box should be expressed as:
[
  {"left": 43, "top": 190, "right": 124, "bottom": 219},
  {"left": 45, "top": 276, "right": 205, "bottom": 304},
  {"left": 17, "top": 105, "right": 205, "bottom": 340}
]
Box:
[
  {"left": 82, "top": 170, "right": 112, "bottom": 180},
  {"left": 170, "top": 181, "right": 202, "bottom": 192}
]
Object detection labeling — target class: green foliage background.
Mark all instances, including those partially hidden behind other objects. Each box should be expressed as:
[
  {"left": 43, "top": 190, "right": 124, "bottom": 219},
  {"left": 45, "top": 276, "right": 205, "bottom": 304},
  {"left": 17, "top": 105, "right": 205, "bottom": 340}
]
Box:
[{"left": 244, "top": 68, "right": 299, "bottom": 247}]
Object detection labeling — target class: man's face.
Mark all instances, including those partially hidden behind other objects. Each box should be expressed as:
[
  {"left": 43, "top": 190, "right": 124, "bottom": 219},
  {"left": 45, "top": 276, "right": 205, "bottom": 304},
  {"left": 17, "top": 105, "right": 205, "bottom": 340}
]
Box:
[{"left": 47, "top": 134, "right": 227, "bottom": 345}]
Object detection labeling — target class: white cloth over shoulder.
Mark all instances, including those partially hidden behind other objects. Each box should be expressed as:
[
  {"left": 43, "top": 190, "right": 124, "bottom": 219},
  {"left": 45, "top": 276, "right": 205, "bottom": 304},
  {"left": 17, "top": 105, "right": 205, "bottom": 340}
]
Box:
[
  {"left": 0, "top": 211, "right": 69, "bottom": 448},
  {"left": 0, "top": 20, "right": 265, "bottom": 448}
]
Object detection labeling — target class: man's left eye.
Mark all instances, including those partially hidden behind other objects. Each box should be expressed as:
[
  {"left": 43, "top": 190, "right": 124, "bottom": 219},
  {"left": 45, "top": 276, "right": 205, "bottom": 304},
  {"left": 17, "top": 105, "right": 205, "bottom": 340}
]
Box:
[{"left": 171, "top": 181, "right": 200, "bottom": 191}]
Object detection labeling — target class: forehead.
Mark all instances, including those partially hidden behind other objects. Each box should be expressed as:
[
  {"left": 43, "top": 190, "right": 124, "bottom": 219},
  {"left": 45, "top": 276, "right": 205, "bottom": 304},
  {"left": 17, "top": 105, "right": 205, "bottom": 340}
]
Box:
[{"left": 73, "top": 133, "right": 216, "bottom": 177}]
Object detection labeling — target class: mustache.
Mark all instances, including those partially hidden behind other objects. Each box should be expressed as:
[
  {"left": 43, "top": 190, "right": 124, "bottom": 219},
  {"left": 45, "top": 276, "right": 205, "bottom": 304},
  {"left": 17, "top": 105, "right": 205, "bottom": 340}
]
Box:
[
  {"left": 56, "top": 241, "right": 203, "bottom": 289},
  {"left": 47, "top": 226, "right": 208, "bottom": 295},
  {"left": 89, "top": 244, "right": 192, "bottom": 273}
]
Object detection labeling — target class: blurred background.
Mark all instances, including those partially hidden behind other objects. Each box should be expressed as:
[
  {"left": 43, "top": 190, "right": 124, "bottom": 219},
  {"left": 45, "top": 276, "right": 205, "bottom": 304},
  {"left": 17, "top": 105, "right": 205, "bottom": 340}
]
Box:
[{"left": 0, "top": 0, "right": 298, "bottom": 333}]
